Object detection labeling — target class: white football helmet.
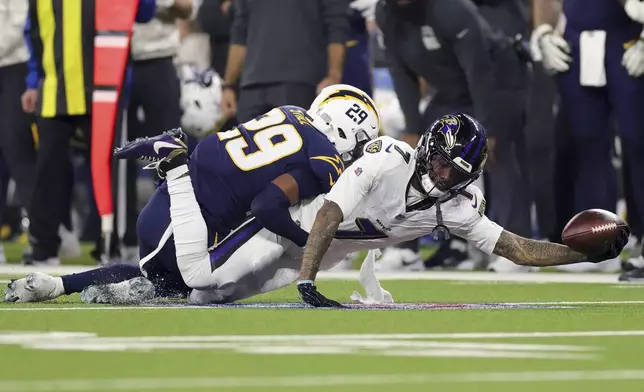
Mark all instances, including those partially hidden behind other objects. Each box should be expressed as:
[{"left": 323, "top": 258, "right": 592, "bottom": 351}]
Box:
[
  {"left": 178, "top": 64, "right": 227, "bottom": 139},
  {"left": 307, "top": 84, "right": 380, "bottom": 164}
]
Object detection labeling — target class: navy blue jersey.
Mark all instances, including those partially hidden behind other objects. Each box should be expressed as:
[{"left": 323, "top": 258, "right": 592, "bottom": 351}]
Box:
[
  {"left": 188, "top": 105, "right": 344, "bottom": 239},
  {"left": 564, "top": 0, "right": 640, "bottom": 32}
]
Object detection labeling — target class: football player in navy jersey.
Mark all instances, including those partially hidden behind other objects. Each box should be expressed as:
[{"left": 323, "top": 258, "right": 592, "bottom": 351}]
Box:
[{"left": 5, "top": 85, "right": 381, "bottom": 302}]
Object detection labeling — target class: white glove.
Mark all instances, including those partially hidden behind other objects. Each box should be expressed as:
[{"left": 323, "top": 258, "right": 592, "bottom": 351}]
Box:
[
  {"left": 532, "top": 24, "right": 572, "bottom": 74},
  {"left": 625, "top": 0, "right": 644, "bottom": 24},
  {"left": 350, "top": 0, "right": 378, "bottom": 22},
  {"left": 623, "top": 36, "right": 644, "bottom": 78}
]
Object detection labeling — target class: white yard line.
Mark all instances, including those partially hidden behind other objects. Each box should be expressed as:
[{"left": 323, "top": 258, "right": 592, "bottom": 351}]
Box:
[
  {"left": 0, "top": 266, "right": 632, "bottom": 284},
  {"left": 0, "top": 369, "right": 643, "bottom": 391},
  {"left": 1, "top": 300, "right": 644, "bottom": 311},
  {"left": 1, "top": 330, "right": 644, "bottom": 340}
]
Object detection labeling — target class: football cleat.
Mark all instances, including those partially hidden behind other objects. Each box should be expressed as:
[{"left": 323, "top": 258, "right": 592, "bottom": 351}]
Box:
[
  {"left": 113, "top": 128, "right": 188, "bottom": 162},
  {"left": 376, "top": 247, "right": 423, "bottom": 271},
  {"left": 4, "top": 272, "right": 63, "bottom": 303},
  {"left": 618, "top": 266, "right": 644, "bottom": 282},
  {"left": 80, "top": 277, "right": 156, "bottom": 304}
]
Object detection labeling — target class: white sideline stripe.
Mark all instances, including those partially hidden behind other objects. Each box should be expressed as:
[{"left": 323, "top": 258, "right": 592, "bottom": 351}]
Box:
[
  {"left": 1, "top": 300, "right": 644, "bottom": 311},
  {"left": 1, "top": 370, "right": 644, "bottom": 390},
  {"left": 318, "top": 271, "right": 625, "bottom": 284},
  {"left": 0, "top": 266, "right": 630, "bottom": 284}
]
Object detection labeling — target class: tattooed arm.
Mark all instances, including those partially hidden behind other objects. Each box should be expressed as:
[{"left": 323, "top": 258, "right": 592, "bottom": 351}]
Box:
[
  {"left": 299, "top": 200, "right": 344, "bottom": 281},
  {"left": 493, "top": 230, "right": 587, "bottom": 266}
]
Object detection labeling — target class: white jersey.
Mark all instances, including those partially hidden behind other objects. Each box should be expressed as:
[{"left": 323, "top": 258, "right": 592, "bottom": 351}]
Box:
[{"left": 289, "top": 136, "right": 504, "bottom": 263}]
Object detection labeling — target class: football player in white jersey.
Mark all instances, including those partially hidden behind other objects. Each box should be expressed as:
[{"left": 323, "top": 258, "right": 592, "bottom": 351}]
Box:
[{"left": 295, "top": 113, "right": 629, "bottom": 307}]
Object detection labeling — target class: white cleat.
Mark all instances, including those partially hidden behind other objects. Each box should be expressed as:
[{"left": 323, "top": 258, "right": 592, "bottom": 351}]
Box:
[
  {"left": 556, "top": 257, "right": 622, "bottom": 273},
  {"left": 623, "top": 255, "right": 644, "bottom": 271},
  {"left": 4, "top": 272, "right": 63, "bottom": 303},
  {"left": 376, "top": 247, "right": 424, "bottom": 271},
  {"left": 58, "top": 225, "right": 81, "bottom": 259},
  {"left": 488, "top": 255, "right": 539, "bottom": 273},
  {"left": 80, "top": 277, "right": 155, "bottom": 304},
  {"left": 327, "top": 252, "right": 357, "bottom": 271},
  {"left": 0, "top": 244, "right": 6, "bottom": 264},
  {"left": 33, "top": 257, "right": 61, "bottom": 266}
]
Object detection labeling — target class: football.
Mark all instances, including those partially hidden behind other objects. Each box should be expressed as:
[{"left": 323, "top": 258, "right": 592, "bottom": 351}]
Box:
[{"left": 561, "top": 209, "right": 629, "bottom": 255}]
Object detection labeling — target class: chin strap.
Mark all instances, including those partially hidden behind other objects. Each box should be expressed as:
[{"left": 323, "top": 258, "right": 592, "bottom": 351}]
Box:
[
  {"left": 431, "top": 193, "right": 452, "bottom": 241},
  {"left": 430, "top": 187, "right": 474, "bottom": 242}
]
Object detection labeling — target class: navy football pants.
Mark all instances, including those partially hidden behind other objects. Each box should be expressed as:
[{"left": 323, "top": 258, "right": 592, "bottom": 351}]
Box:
[{"left": 557, "top": 26, "right": 644, "bottom": 226}]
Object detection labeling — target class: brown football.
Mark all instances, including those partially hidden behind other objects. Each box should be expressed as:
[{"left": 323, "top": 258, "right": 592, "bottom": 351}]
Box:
[{"left": 561, "top": 209, "right": 629, "bottom": 255}]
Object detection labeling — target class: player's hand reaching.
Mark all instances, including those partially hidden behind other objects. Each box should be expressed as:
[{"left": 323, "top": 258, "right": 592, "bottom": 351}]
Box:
[
  {"left": 297, "top": 281, "right": 344, "bottom": 308},
  {"left": 587, "top": 228, "right": 630, "bottom": 263}
]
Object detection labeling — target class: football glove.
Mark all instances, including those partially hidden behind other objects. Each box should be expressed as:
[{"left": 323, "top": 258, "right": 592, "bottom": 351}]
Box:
[
  {"left": 587, "top": 228, "right": 630, "bottom": 263},
  {"left": 622, "top": 33, "right": 644, "bottom": 78},
  {"left": 349, "top": 0, "right": 378, "bottom": 22},
  {"left": 531, "top": 24, "right": 572, "bottom": 74},
  {"left": 297, "top": 281, "right": 344, "bottom": 308},
  {"left": 625, "top": 0, "right": 644, "bottom": 24}
]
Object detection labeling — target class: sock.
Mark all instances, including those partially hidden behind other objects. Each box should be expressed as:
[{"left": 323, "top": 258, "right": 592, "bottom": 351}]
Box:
[
  {"left": 52, "top": 277, "right": 65, "bottom": 297},
  {"left": 161, "top": 155, "right": 187, "bottom": 176},
  {"left": 166, "top": 165, "right": 210, "bottom": 277},
  {"left": 61, "top": 264, "right": 143, "bottom": 294}
]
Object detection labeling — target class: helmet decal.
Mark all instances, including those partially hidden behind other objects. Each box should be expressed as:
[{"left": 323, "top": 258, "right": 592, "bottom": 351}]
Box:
[
  {"left": 436, "top": 115, "right": 461, "bottom": 151},
  {"left": 319, "top": 89, "right": 381, "bottom": 129}
]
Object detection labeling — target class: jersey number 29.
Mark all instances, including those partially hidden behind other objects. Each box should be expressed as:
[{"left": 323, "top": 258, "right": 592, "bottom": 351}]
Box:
[
  {"left": 345, "top": 103, "right": 368, "bottom": 125},
  {"left": 217, "top": 108, "right": 303, "bottom": 171}
]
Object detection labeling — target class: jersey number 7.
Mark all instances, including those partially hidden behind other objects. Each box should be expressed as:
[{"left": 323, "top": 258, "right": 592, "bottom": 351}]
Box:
[{"left": 217, "top": 108, "right": 303, "bottom": 171}]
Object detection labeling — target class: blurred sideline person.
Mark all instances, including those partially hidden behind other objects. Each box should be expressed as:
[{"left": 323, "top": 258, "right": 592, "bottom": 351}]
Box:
[
  {"left": 0, "top": 0, "right": 38, "bottom": 263},
  {"left": 373, "top": 0, "right": 532, "bottom": 272},
  {"left": 532, "top": 0, "right": 644, "bottom": 273},
  {"left": 220, "top": 0, "right": 349, "bottom": 123},
  {"left": 22, "top": 0, "right": 156, "bottom": 265},
  {"left": 119, "top": 0, "right": 202, "bottom": 264}
]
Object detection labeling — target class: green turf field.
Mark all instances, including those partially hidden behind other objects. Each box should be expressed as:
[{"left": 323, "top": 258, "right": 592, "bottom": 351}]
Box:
[{"left": 0, "top": 274, "right": 643, "bottom": 392}]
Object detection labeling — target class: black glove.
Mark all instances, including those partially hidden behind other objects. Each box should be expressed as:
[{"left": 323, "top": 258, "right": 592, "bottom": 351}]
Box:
[
  {"left": 587, "top": 228, "right": 630, "bottom": 263},
  {"left": 297, "top": 281, "right": 344, "bottom": 308}
]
